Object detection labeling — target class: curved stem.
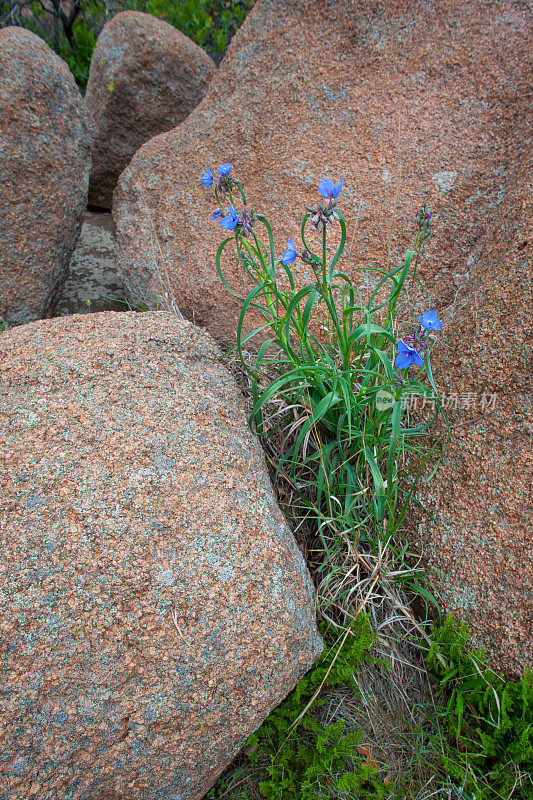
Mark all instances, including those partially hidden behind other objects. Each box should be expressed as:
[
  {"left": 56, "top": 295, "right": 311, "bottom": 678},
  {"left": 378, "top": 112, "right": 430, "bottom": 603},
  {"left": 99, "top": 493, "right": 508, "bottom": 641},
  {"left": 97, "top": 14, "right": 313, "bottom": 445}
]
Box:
[
  {"left": 300, "top": 215, "right": 322, "bottom": 266},
  {"left": 256, "top": 215, "right": 277, "bottom": 276},
  {"left": 329, "top": 213, "right": 347, "bottom": 280},
  {"left": 232, "top": 180, "right": 247, "bottom": 206}
]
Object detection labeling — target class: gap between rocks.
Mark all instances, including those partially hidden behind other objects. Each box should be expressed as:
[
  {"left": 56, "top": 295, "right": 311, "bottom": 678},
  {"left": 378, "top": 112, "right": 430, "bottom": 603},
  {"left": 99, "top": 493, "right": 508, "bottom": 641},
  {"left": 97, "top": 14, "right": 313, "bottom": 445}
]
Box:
[{"left": 50, "top": 207, "right": 126, "bottom": 318}]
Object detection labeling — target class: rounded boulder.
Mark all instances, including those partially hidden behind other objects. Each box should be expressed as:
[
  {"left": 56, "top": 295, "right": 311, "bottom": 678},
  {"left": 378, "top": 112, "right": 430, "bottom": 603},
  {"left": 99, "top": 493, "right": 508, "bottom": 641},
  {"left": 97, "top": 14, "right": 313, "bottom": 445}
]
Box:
[
  {"left": 0, "top": 311, "right": 322, "bottom": 799},
  {"left": 85, "top": 11, "right": 217, "bottom": 209},
  {"left": 0, "top": 27, "right": 91, "bottom": 325}
]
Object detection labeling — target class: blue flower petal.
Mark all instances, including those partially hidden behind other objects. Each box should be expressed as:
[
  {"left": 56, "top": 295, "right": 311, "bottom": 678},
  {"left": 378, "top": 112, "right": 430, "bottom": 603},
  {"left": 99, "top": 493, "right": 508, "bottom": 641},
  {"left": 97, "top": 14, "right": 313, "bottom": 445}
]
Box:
[
  {"left": 282, "top": 251, "right": 296, "bottom": 265},
  {"left": 332, "top": 178, "right": 344, "bottom": 198},
  {"left": 201, "top": 166, "right": 213, "bottom": 188},
  {"left": 282, "top": 238, "right": 297, "bottom": 265},
  {"left": 396, "top": 352, "right": 413, "bottom": 369},
  {"left": 318, "top": 178, "right": 335, "bottom": 198},
  {"left": 318, "top": 177, "right": 344, "bottom": 198},
  {"left": 217, "top": 163, "right": 233, "bottom": 176},
  {"left": 211, "top": 209, "right": 222, "bottom": 219},
  {"left": 396, "top": 339, "right": 424, "bottom": 369},
  {"left": 419, "top": 310, "right": 442, "bottom": 331},
  {"left": 220, "top": 204, "right": 238, "bottom": 230},
  {"left": 220, "top": 214, "right": 238, "bottom": 230}
]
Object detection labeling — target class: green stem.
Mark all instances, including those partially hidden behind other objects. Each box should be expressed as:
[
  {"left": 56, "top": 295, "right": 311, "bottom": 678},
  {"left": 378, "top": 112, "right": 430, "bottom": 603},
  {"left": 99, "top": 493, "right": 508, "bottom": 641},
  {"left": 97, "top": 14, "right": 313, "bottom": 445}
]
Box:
[{"left": 232, "top": 180, "right": 247, "bottom": 206}]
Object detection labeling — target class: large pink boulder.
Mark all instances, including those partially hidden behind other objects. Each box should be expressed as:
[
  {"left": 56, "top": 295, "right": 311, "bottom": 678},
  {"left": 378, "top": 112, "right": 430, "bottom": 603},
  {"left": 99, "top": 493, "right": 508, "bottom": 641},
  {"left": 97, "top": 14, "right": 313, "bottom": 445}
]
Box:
[
  {"left": 112, "top": 0, "right": 532, "bottom": 676},
  {"left": 416, "top": 149, "right": 532, "bottom": 677},
  {"left": 0, "top": 311, "right": 322, "bottom": 799},
  {"left": 85, "top": 11, "right": 217, "bottom": 208},
  {"left": 0, "top": 26, "right": 90, "bottom": 325}
]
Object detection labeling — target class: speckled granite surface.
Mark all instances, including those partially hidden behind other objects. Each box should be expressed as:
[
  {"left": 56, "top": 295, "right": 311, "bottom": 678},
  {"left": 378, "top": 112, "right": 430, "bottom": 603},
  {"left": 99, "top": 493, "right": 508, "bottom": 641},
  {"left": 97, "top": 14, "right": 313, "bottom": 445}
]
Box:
[
  {"left": 415, "top": 146, "right": 532, "bottom": 677},
  {"left": 113, "top": 0, "right": 531, "bottom": 344},
  {"left": 0, "top": 311, "right": 322, "bottom": 799},
  {"left": 0, "top": 27, "right": 90, "bottom": 326}
]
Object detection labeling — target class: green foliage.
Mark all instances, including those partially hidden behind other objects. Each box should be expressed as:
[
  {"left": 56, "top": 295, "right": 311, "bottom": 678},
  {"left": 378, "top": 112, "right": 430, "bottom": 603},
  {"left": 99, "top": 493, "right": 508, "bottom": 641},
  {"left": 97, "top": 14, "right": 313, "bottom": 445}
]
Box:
[
  {"left": 140, "top": 0, "right": 253, "bottom": 59},
  {"left": 207, "top": 173, "right": 531, "bottom": 800},
  {"left": 58, "top": 20, "right": 96, "bottom": 92},
  {"left": 141, "top": 0, "right": 212, "bottom": 45},
  {"left": 425, "top": 615, "right": 533, "bottom": 799},
  {"left": 237, "top": 615, "right": 389, "bottom": 800},
  {"left": 207, "top": 615, "right": 533, "bottom": 800}
]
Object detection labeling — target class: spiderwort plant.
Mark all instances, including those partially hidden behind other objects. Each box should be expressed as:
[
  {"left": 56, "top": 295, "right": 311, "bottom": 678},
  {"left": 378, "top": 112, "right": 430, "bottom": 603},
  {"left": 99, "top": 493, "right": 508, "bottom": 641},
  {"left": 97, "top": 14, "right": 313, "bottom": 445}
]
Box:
[
  {"left": 306, "top": 179, "right": 343, "bottom": 233},
  {"left": 395, "top": 309, "right": 442, "bottom": 370},
  {"left": 201, "top": 165, "right": 445, "bottom": 573}
]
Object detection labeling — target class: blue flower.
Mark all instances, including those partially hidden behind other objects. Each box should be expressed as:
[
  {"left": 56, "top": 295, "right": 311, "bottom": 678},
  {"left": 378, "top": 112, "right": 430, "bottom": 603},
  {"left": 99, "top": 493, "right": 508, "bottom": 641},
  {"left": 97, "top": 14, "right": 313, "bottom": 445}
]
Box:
[
  {"left": 395, "top": 340, "right": 424, "bottom": 370},
  {"left": 217, "top": 163, "right": 233, "bottom": 176},
  {"left": 419, "top": 310, "right": 442, "bottom": 331},
  {"left": 220, "top": 204, "right": 239, "bottom": 231},
  {"left": 282, "top": 237, "right": 297, "bottom": 265},
  {"left": 201, "top": 166, "right": 213, "bottom": 188},
  {"left": 318, "top": 177, "right": 344, "bottom": 199},
  {"left": 211, "top": 209, "right": 222, "bottom": 219}
]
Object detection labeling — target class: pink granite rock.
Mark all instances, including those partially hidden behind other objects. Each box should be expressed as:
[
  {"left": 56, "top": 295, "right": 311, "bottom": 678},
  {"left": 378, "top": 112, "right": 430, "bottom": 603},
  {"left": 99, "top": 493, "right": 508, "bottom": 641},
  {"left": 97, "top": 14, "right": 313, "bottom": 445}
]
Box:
[
  {"left": 0, "top": 26, "right": 90, "bottom": 326},
  {"left": 414, "top": 148, "right": 532, "bottom": 677},
  {"left": 85, "top": 11, "right": 217, "bottom": 209},
  {"left": 112, "top": 0, "right": 532, "bottom": 675},
  {"left": 0, "top": 311, "right": 322, "bottom": 799}
]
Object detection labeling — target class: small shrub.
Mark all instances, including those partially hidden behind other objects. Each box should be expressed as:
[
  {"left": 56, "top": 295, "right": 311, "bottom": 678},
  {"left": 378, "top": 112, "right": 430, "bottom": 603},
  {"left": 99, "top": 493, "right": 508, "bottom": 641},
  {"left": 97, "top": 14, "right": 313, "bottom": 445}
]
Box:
[
  {"left": 142, "top": 0, "right": 252, "bottom": 59},
  {"left": 57, "top": 18, "right": 96, "bottom": 91}
]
